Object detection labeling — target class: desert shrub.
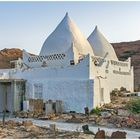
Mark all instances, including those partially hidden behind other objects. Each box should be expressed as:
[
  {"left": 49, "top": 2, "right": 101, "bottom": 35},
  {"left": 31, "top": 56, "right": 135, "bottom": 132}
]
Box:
[
  {"left": 90, "top": 107, "right": 101, "bottom": 115},
  {"left": 120, "top": 87, "right": 127, "bottom": 92},
  {"left": 110, "top": 91, "right": 116, "bottom": 96},
  {"left": 125, "top": 98, "right": 140, "bottom": 114},
  {"left": 110, "top": 88, "right": 120, "bottom": 96}
]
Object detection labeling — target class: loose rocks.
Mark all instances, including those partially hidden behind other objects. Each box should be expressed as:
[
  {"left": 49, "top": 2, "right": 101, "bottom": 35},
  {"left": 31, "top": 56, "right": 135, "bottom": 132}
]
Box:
[
  {"left": 95, "top": 129, "right": 105, "bottom": 139},
  {"left": 111, "top": 131, "right": 127, "bottom": 139},
  {"left": 22, "top": 120, "right": 33, "bottom": 127}
]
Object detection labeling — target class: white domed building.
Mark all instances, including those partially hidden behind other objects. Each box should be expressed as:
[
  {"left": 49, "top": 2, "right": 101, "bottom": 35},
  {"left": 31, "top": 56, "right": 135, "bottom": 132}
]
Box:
[
  {"left": 88, "top": 26, "right": 118, "bottom": 60},
  {"left": 0, "top": 13, "right": 134, "bottom": 113},
  {"left": 88, "top": 26, "right": 134, "bottom": 96},
  {"left": 40, "top": 13, "right": 94, "bottom": 56}
]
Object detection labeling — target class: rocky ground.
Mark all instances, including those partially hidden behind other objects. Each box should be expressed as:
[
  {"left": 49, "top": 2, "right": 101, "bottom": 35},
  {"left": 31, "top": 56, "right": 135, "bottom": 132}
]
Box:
[
  {"left": 0, "top": 120, "right": 83, "bottom": 139},
  {"left": 63, "top": 95, "right": 140, "bottom": 130},
  {"left": 0, "top": 120, "right": 129, "bottom": 139},
  {"left": 1, "top": 94, "right": 140, "bottom": 139},
  {"left": 15, "top": 95, "right": 140, "bottom": 131}
]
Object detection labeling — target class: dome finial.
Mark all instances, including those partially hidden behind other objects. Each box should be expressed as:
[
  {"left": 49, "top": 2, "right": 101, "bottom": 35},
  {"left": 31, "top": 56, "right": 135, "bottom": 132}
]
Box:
[
  {"left": 95, "top": 25, "right": 98, "bottom": 30},
  {"left": 66, "top": 12, "right": 69, "bottom": 17}
]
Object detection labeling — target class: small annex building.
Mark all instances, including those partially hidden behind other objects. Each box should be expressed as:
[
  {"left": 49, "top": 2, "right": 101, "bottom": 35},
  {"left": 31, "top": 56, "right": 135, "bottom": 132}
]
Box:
[{"left": 0, "top": 13, "right": 134, "bottom": 113}]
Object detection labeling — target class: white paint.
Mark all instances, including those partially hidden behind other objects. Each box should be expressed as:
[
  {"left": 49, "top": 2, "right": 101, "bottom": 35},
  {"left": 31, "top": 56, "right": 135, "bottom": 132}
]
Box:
[
  {"left": 88, "top": 26, "right": 118, "bottom": 60},
  {"left": 138, "top": 92, "right": 140, "bottom": 96},
  {"left": 23, "top": 100, "right": 29, "bottom": 111},
  {"left": 25, "top": 79, "right": 94, "bottom": 113},
  {"left": 89, "top": 55, "right": 134, "bottom": 95},
  {"left": 40, "top": 13, "right": 94, "bottom": 56},
  {"left": 45, "top": 100, "right": 54, "bottom": 115},
  {"left": 22, "top": 46, "right": 80, "bottom": 68},
  {"left": 15, "top": 54, "right": 90, "bottom": 80}
]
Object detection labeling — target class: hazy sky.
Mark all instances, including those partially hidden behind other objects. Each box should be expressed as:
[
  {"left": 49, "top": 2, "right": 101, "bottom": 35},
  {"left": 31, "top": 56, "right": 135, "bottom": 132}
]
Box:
[{"left": 0, "top": 1, "right": 140, "bottom": 54}]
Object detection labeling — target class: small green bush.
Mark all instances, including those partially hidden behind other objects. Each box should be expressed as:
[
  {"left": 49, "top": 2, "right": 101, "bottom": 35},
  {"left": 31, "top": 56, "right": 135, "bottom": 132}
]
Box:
[
  {"left": 110, "top": 90, "right": 117, "bottom": 96},
  {"left": 90, "top": 107, "right": 101, "bottom": 115},
  {"left": 120, "top": 87, "right": 127, "bottom": 92},
  {"left": 125, "top": 98, "right": 140, "bottom": 114}
]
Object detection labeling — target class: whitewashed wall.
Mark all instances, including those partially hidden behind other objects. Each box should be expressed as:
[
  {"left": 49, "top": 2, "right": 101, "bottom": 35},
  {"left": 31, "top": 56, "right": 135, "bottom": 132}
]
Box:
[
  {"left": 90, "top": 55, "right": 134, "bottom": 95},
  {"left": 25, "top": 79, "right": 94, "bottom": 113},
  {"left": 22, "top": 47, "right": 79, "bottom": 69},
  {"left": 15, "top": 55, "right": 90, "bottom": 80},
  {"left": 0, "top": 53, "right": 134, "bottom": 113},
  {"left": 93, "top": 77, "right": 110, "bottom": 107}
]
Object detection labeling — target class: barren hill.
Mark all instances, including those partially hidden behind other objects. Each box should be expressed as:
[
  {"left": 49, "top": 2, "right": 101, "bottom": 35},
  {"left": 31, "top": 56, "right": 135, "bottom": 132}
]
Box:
[{"left": 0, "top": 48, "right": 22, "bottom": 68}]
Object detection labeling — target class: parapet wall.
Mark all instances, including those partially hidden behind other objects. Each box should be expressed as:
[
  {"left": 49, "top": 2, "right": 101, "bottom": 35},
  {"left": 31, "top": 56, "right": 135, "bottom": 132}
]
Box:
[{"left": 90, "top": 55, "right": 134, "bottom": 93}]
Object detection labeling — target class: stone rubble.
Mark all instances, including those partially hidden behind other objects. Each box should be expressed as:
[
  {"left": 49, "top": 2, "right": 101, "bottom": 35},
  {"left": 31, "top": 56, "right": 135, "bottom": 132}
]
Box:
[
  {"left": 13, "top": 95, "right": 140, "bottom": 131},
  {"left": 94, "top": 129, "right": 106, "bottom": 139},
  {"left": 0, "top": 120, "right": 81, "bottom": 139},
  {"left": 0, "top": 120, "right": 131, "bottom": 139},
  {"left": 15, "top": 108, "right": 140, "bottom": 130},
  {"left": 111, "top": 131, "right": 127, "bottom": 139}
]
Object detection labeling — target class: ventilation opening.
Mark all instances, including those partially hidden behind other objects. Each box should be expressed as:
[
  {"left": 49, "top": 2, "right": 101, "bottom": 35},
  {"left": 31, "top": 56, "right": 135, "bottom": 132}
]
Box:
[{"left": 70, "top": 60, "right": 75, "bottom": 65}]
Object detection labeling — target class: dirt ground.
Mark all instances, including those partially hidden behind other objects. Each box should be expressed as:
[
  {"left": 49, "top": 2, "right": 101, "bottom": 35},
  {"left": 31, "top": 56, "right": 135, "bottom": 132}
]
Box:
[
  {"left": 0, "top": 120, "right": 130, "bottom": 139},
  {"left": 0, "top": 120, "right": 88, "bottom": 139},
  {"left": 1, "top": 95, "right": 139, "bottom": 139},
  {"left": 14, "top": 96, "right": 140, "bottom": 130}
]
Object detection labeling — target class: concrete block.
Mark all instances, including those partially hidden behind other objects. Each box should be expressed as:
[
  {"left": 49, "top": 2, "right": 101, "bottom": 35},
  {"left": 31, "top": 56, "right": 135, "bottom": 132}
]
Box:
[
  {"left": 23, "top": 100, "right": 29, "bottom": 111},
  {"left": 45, "top": 100, "right": 54, "bottom": 115},
  {"left": 55, "top": 100, "right": 63, "bottom": 114}
]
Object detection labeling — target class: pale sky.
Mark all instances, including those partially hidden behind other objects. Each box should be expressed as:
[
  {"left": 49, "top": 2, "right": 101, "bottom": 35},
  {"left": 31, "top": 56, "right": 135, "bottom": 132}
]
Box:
[{"left": 0, "top": 1, "right": 140, "bottom": 55}]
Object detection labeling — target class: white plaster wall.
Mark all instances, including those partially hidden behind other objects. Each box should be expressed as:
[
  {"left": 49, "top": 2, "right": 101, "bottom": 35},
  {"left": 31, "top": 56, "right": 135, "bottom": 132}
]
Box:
[
  {"left": 14, "top": 55, "right": 90, "bottom": 80},
  {"left": 0, "top": 53, "right": 134, "bottom": 113},
  {"left": 15, "top": 55, "right": 94, "bottom": 113},
  {"left": 105, "top": 66, "right": 133, "bottom": 93},
  {"left": 26, "top": 79, "right": 94, "bottom": 113},
  {"left": 23, "top": 54, "right": 72, "bottom": 69},
  {"left": 22, "top": 47, "right": 79, "bottom": 69},
  {"left": 90, "top": 55, "right": 134, "bottom": 96},
  {"left": 92, "top": 76, "right": 110, "bottom": 108},
  {"left": 25, "top": 81, "right": 34, "bottom": 99}
]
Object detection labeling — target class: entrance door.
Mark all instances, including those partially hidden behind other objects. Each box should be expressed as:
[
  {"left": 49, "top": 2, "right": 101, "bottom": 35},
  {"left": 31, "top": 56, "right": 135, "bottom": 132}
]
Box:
[
  {"left": 0, "top": 84, "right": 4, "bottom": 113},
  {"left": 0, "top": 83, "right": 13, "bottom": 114},
  {"left": 14, "top": 81, "right": 25, "bottom": 111},
  {"left": 7, "top": 84, "right": 14, "bottom": 112}
]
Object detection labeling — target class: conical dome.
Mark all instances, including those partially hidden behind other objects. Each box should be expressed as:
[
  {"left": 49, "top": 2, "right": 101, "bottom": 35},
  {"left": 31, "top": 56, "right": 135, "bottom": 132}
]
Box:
[
  {"left": 88, "top": 26, "right": 118, "bottom": 60},
  {"left": 40, "top": 13, "right": 94, "bottom": 56}
]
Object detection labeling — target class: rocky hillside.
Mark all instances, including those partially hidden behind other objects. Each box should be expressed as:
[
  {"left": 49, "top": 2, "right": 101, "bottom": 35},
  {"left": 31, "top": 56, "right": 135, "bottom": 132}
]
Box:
[
  {"left": 112, "top": 40, "right": 140, "bottom": 91},
  {"left": 0, "top": 41, "right": 139, "bottom": 91},
  {"left": 0, "top": 48, "right": 22, "bottom": 68}
]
